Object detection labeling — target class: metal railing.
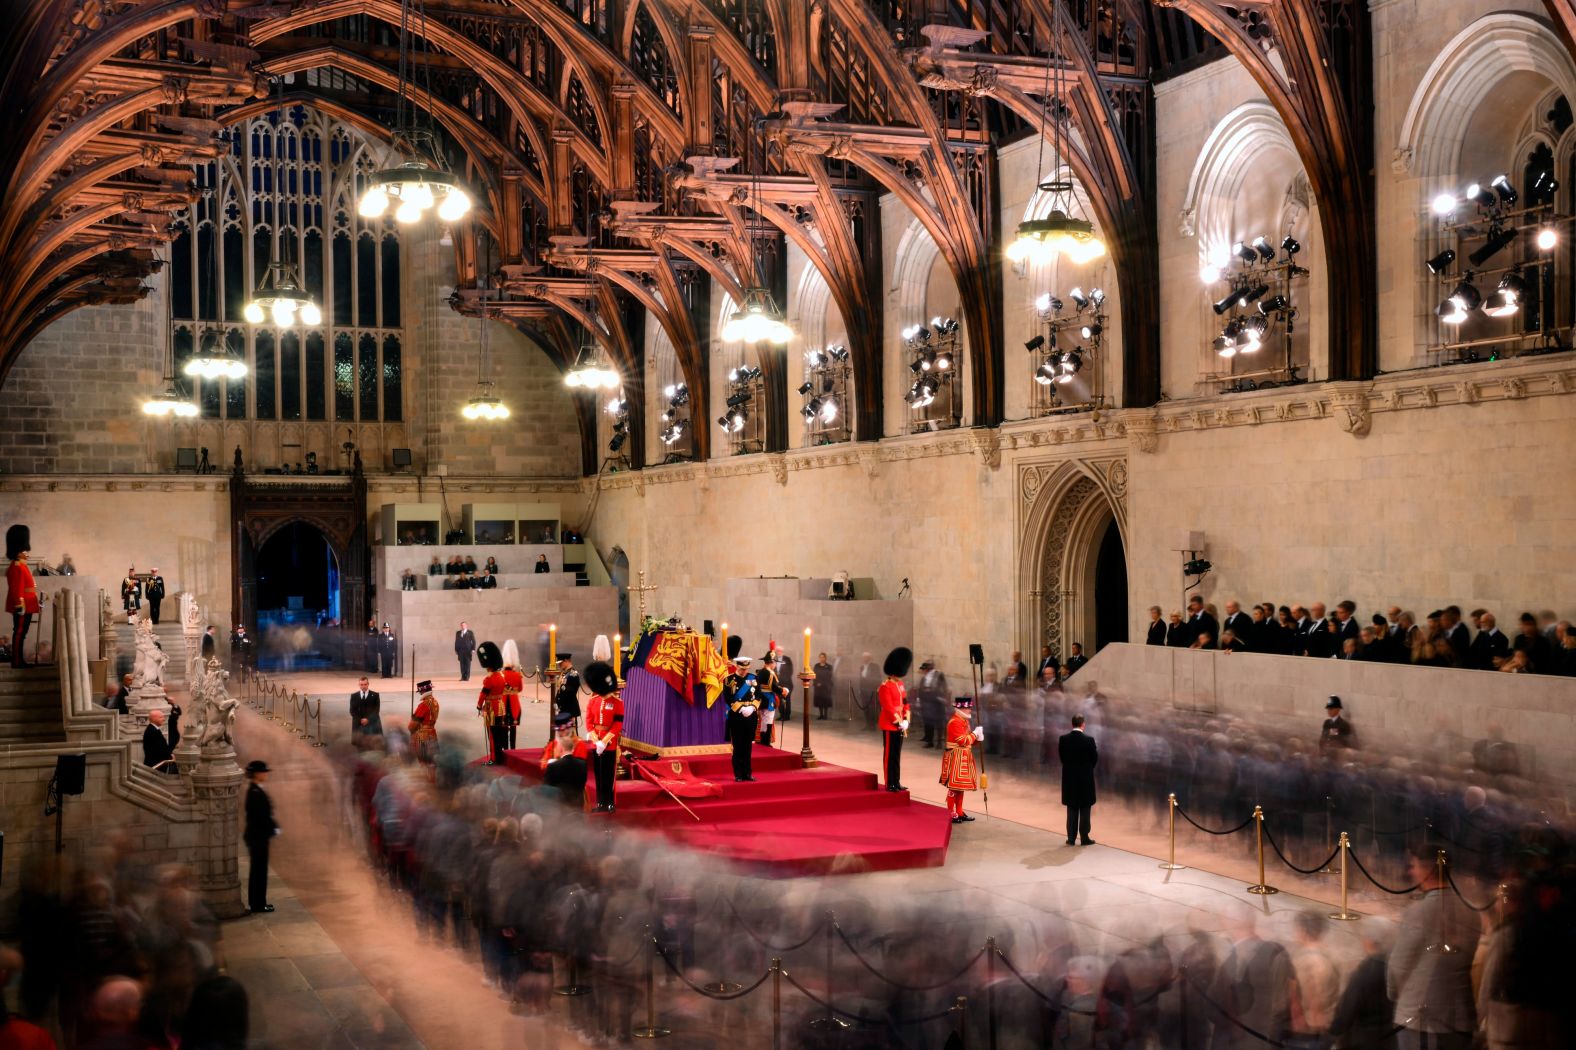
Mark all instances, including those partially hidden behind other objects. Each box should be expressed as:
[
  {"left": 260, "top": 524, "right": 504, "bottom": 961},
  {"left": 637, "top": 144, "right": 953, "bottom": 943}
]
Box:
[{"left": 243, "top": 671, "right": 324, "bottom": 747}]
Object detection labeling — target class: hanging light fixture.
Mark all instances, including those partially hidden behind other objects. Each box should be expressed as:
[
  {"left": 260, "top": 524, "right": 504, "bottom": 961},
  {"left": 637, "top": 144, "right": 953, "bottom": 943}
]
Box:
[
  {"left": 356, "top": 0, "right": 473, "bottom": 225},
  {"left": 142, "top": 387, "right": 200, "bottom": 418},
  {"left": 722, "top": 108, "right": 794, "bottom": 345},
  {"left": 564, "top": 335, "right": 620, "bottom": 389},
  {"left": 243, "top": 79, "right": 323, "bottom": 329},
  {"left": 1006, "top": 3, "right": 1106, "bottom": 267},
  {"left": 183, "top": 327, "right": 247, "bottom": 380},
  {"left": 461, "top": 270, "right": 509, "bottom": 421}
]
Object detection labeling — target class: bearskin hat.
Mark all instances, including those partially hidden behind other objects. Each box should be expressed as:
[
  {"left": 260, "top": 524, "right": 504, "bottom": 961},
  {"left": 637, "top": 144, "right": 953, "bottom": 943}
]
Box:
[
  {"left": 584, "top": 660, "right": 618, "bottom": 696},
  {"left": 477, "top": 640, "right": 504, "bottom": 671},
  {"left": 883, "top": 646, "right": 913, "bottom": 678},
  {"left": 5, "top": 524, "right": 30, "bottom": 561},
  {"left": 726, "top": 634, "right": 744, "bottom": 661}
]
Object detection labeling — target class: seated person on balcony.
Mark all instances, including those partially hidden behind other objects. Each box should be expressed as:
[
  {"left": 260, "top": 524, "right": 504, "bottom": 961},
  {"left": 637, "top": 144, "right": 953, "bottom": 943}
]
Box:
[{"left": 535, "top": 555, "right": 551, "bottom": 574}]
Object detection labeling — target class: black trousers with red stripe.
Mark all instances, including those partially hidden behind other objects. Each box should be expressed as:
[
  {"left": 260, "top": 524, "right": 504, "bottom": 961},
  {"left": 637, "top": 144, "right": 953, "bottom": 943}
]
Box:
[
  {"left": 882, "top": 729, "right": 904, "bottom": 788},
  {"left": 10, "top": 612, "right": 31, "bottom": 667}
]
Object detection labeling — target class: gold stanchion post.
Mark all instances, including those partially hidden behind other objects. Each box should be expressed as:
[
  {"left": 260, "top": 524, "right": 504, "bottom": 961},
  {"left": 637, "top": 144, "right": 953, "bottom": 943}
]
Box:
[
  {"left": 798, "top": 670, "right": 818, "bottom": 768},
  {"left": 554, "top": 953, "right": 590, "bottom": 996},
  {"left": 632, "top": 928, "right": 670, "bottom": 1039},
  {"left": 953, "top": 996, "right": 968, "bottom": 1050},
  {"left": 771, "top": 958, "right": 783, "bottom": 1050},
  {"left": 1328, "top": 832, "right": 1360, "bottom": 920},
  {"left": 1160, "top": 793, "right": 1185, "bottom": 870},
  {"left": 1246, "top": 805, "right": 1279, "bottom": 895}
]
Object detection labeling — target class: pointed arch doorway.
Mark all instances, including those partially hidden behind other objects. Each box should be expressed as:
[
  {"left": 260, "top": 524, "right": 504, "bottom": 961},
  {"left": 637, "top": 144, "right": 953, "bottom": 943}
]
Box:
[{"left": 1018, "top": 462, "right": 1130, "bottom": 668}]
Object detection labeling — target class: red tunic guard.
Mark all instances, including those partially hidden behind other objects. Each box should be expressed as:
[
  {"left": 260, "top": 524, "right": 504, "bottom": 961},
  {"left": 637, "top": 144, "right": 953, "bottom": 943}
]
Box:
[{"left": 940, "top": 705, "right": 981, "bottom": 822}]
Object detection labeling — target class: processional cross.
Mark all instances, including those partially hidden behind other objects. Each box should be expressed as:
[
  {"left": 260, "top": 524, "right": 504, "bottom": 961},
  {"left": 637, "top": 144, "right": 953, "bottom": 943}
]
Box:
[{"left": 631, "top": 570, "right": 659, "bottom": 620}]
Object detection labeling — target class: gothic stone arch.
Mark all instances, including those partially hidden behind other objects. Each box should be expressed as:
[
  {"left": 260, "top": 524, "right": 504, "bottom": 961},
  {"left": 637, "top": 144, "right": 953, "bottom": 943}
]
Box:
[{"left": 1018, "top": 458, "right": 1129, "bottom": 664}]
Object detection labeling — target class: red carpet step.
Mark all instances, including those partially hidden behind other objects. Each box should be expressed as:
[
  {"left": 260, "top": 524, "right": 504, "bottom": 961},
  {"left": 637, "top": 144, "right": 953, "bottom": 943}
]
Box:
[{"left": 499, "top": 744, "right": 953, "bottom": 876}]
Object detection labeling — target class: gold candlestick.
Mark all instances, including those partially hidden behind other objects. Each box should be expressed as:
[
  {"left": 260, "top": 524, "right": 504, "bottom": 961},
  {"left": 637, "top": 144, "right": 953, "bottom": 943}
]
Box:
[{"left": 799, "top": 670, "right": 818, "bottom": 768}]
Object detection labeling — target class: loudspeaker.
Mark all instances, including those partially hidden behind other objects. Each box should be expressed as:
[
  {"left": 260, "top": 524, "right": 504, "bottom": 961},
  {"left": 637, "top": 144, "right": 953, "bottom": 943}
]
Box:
[
  {"left": 391, "top": 447, "right": 413, "bottom": 468},
  {"left": 55, "top": 753, "right": 86, "bottom": 795},
  {"left": 968, "top": 643, "right": 984, "bottom": 666}
]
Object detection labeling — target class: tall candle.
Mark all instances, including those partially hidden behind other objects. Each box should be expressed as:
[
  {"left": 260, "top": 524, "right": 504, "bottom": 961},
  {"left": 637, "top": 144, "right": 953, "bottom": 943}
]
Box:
[
  {"left": 720, "top": 622, "right": 728, "bottom": 657},
  {"left": 549, "top": 623, "right": 557, "bottom": 667},
  {"left": 613, "top": 633, "right": 621, "bottom": 680},
  {"left": 803, "top": 627, "right": 811, "bottom": 673}
]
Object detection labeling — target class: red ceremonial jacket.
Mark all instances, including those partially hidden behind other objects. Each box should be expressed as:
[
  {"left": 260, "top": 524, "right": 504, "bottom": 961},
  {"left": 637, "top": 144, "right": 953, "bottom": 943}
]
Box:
[
  {"left": 539, "top": 735, "right": 589, "bottom": 769},
  {"left": 877, "top": 678, "right": 910, "bottom": 731},
  {"left": 477, "top": 671, "right": 508, "bottom": 721},
  {"left": 6, "top": 559, "right": 39, "bottom": 616},
  {"left": 501, "top": 667, "right": 524, "bottom": 722},
  {"left": 586, "top": 693, "right": 624, "bottom": 748},
  {"left": 940, "top": 713, "right": 980, "bottom": 791}
]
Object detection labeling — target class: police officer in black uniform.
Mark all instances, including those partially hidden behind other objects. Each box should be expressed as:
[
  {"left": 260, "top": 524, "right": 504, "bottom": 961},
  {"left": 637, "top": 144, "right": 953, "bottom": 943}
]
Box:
[{"left": 1319, "top": 696, "right": 1357, "bottom": 755}]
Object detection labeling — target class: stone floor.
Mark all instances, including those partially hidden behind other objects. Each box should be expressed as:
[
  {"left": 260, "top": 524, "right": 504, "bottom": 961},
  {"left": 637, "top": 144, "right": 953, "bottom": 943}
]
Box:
[{"left": 225, "top": 673, "right": 1420, "bottom": 1048}]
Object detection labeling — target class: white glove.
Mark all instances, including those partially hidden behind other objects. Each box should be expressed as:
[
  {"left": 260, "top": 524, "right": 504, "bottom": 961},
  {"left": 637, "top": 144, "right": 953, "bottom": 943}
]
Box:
[
  {"left": 594, "top": 740, "right": 607, "bottom": 755},
  {"left": 740, "top": 704, "right": 757, "bottom": 718},
  {"left": 584, "top": 730, "right": 595, "bottom": 742},
  {"left": 898, "top": 719, "right": 909, "bottom": 731},
  {"left": 973, "top": 726, "right": 985, "bottom": 741}
]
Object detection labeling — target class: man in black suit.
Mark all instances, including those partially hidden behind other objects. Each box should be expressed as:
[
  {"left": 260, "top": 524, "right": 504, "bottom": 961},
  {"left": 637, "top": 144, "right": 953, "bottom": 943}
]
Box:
[
  {"left": 145, "top": 568, "right": 166, "bottom": 624},
  {"left": 1144, "top": 606, "right": 1166, "bottom": 646},
  {"left": 200, "top": 625, "right": 217, "bottom": 662},
  {"left": 1186, "top": 596, "right": 1218, "bottom": 650},
  {"left": 1303, "top": 603, "right": 1332, "bottom": 658},
  {"left": 142, "top": 706, "right": 178, "bottom": 770},
  {"left": 1333, "top": 601, "right": 1360, "bottom": 647},
  {"left": 1441, "top": 605, "right": 1471, "bottom": 664},
  {"left": 455, "top": 621, "right": 477, "bottom": 681},
  {"left": 1035, "top": 644, "right": 1057, "bottom": 680},
  {"left": 1058, "top": 714, "right": 1098, "bottom": 845},
  {"left": 349, "top": 676, "right": 381, "bottom": 745},
  {"left": 1064, "top": 643, "right": 1089, "bottom": 676},
  {"left": 1222, "top": 600, "right": 1254, "bottom": 651},
  {"left": 1165, "top": 611, "right": 1189, "bottom": 647},
  {"left": 243, "top": 760, "right": 278, "bottom": 913},
  {"left": 1469, "top": 612, "right": 1510, "bottom": 670}
]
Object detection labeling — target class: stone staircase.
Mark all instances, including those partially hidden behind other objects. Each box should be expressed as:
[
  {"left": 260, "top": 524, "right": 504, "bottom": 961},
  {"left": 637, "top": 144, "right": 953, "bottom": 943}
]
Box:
[{"left": 0, "top": 665, "right": 65, "bottom": 745}]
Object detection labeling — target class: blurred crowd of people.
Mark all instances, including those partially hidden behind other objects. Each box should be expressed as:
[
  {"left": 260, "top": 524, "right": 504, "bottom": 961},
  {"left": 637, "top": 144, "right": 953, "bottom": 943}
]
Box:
[
  {"left": 1147, "top": 598, "right": 1575, "bottom": 674},
  {"left": 5, "top": 839, "right": 248, "bottom": 1049}
]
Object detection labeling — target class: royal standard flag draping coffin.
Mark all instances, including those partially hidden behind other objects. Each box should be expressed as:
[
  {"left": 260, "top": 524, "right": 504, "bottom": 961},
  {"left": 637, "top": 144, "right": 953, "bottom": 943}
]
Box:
[{"left": 622, "top": 627, "right": 732, "bottom": 754}]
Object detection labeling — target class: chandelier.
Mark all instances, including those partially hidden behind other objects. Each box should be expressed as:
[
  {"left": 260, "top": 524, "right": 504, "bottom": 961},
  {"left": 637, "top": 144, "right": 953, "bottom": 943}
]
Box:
[
  {"left": 142, "top": 387, "right": 199, "bottom": 418},
  {"left": 243, "top": 79, "right": 323, "bottom": 328},
  {"left": 1006, "top": 1, "right": 1106, "bottom": 267},
  {"left": 183, "top": 327, "right": 247, "bottom": 380},
  {"left": 564, "top": 339, "right": 620, "bottom": 389},
  {"left": 355, "top": 0, "right": 472, "bottom": 225},
  {"left": 462, "top": 267, "right": 509, "bottom": 420},
  {"left": 721, "top": 287, "right": 793, "bottom": 344}
]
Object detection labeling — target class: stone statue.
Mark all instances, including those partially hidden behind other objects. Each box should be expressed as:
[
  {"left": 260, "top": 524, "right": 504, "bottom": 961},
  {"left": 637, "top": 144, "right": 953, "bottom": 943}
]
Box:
[
  {"left": 234, "top": 445, "right": 243, "bottom": 469},
  {"left": 191, "top": 660, "right": 238, "bottom": 749},
  {"left": 132, "top": 617, "right": 168, "bottom": 688}
]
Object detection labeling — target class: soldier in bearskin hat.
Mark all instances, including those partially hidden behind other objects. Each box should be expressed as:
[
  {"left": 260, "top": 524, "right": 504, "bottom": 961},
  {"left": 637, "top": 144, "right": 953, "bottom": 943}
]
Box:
[
  {"left": 878, "top": 647, "right": 913, "bottom": 791},
  {"left": 582, "top": 661, "right": 623, "bottom": 811},
  {"left": 5, "top": 525, "right": 40, "bottom": 669},
  {"left": 475, "top": 640, "right": 509, "bottom": 764}
]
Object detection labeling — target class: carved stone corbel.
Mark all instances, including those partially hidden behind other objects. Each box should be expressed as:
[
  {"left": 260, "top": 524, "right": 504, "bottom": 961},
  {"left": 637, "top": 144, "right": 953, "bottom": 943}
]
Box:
[
  {"left": 1331, "top": 386, "right": 1372, "bottom": 437},
  {"left": 968, "top": 428, "right": 1001, "bottom": 469}
]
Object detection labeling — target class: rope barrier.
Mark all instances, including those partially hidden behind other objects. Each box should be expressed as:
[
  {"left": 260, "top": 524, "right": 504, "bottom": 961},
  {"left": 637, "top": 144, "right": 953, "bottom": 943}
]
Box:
[
  {"left": 1445, "top": 870, "right": 1496, "bottom": 913},
  {"left": 1174, "top": 802, "right": 1255, "bottom": 836},
  {"left": 989, "top": 948, "right": 1099, "bottom": 1015},
  {"left": 779, "top": 968, "right": 961, "bottom": 1026},
  {"left": 832, "top": 924, "right": 983, "bottom": 991},
  {"left": 652, "top": 940, "right": 772, "bottom": 1001},
  {"left": 1346, "top": 846, "right": 1424, "bottom": 895},
  {"left": 725, "top": 899, "right": 821, "bottom": 953},
  {"left": 1426, "top": 820, "right": 1489, "bottom": 854},
  {"left": 1181, "top": 970, "right": 1292, "bottom": 1048},
  {"left": 1261, "top": 825, "right": 1342, "bottom": 876}
]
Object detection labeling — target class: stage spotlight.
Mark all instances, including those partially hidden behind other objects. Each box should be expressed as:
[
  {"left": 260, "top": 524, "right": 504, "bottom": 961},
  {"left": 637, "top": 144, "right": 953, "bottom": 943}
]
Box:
[
  {"left": 1057, "top": 351, "right": 1080, "bottom": 383},
  {"left": 1089, "top": 288, "right": 1105, "bottom": 306},
  {"left": 933, "top": 349, "right": 952, "bottom": 370},
  {"left": 1280, "top": 236, "right": 1301, "bottom": 256},
  {"left": 796, "top": 381, "right": 812, "bottom": 396},
  {"left": 1242, "top": 315, "right": 1269, "bottom": 350},
  {"left": 661, "top": 409, "right": 675, "bottom": 424},
  {"left": 1491, "top": 175, "right": 1517, "bottom": 205},
  {"left": 725, "top": 390, "right": 752, "bottom": 409},
  {"left": 1467, "top": 183, "right": 1496, "bottom": 208},
  {"left": 1242, "top": 284, "right": 1269, "bottom": 303},
  {"left": 804, "top": 349, "right": 827, "bottom": 368},
  {"left": 1498, "top": 269, "right": 1526, "bottom": 301},
  {"left": 1537, "top": 226, "right": 1558, "bottom": 251},
  {"left": 1024, "top": 334, "right": 1046, "bottom": 352},
  {"left": 1259, "top": 295, "right": 1290, "bottom": 315},
  {"left": 609, "top": 429, "right": 627, "bottom": 453},
  {"left": 1069, "top": 287, "right": 1090, "bottom": 309},
  {"left": 827, "top": 344, "right": 849, "bottom": 361},
  {"left": 1034, "top": 360, "right": 1058, "bottom": 384},
  {"left": 1213, "top": 289, "right": 1246, "bottom": 315},
  {"left": 802, "top": 398, "right": 821, "bottom": 423},
  {"left": 1449, "top": 279, "right": 1482, "bottom": 311},
  {"left": 1252, "top": 236, "right": 1276, "bottom": 261},
  {"left": 604, "top": 397, "right": 626, "bottom": 415},
  {"left": 1214, "top": 335, "right": 1236, "bottom": 358},
  {"left": 1200, "top": 262, "right": 1222, "bottom": 283},
  {"left": 1234, "top": 241, "right": 1257, "bottom": 264},
  {"left": 1426, "top": 248, "right": 1456, "bottom": 274},
  {"left": 1436, "top": 298, "right": 1469, "bottom": 325},
  {"left": 1431, "top": 192, "right": 1457, "bottom": 216},
  {"left": 1482, "top": 289, "right": 1518, "bottom": 318},
  {"left": 819, "top": 397, "right": 838, "bottom": 424},
  {"left": 1080, "top": 323, "right": 1102, "bottom": 340},
  {"left": 1467, "top": 227, "right": 1517, "bottom": 267}
]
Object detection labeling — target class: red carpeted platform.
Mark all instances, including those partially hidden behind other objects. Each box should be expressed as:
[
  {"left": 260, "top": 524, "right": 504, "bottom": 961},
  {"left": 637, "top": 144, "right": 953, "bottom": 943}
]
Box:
[{"left": 498, "top": 745, "right": 953, "bottom": 876}]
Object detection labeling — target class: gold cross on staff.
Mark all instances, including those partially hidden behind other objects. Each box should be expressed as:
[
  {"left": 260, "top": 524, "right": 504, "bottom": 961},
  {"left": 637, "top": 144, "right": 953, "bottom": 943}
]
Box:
[{"left": 631, "top": 569, "right": 659, "bottom": 620}]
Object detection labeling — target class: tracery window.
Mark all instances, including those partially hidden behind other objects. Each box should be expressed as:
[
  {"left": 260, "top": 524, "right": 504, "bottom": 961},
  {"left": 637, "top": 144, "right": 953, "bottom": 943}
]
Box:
[{"left": 168, "top": 106, "right": 403, "bottom": 423}]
